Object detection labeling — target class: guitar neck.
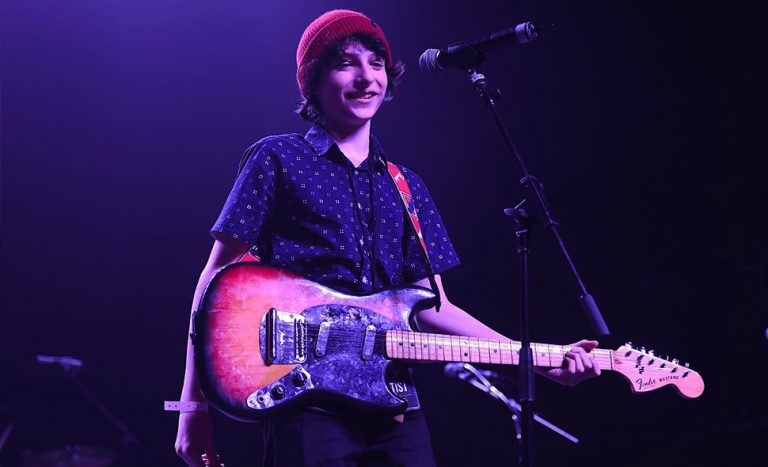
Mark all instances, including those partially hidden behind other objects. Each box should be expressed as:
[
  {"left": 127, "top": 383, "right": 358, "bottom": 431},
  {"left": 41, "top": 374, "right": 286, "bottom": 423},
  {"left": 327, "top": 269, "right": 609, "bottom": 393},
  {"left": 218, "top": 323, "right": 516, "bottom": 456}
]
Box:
[{"left": 385, "top": 330, "right": 613, "bottom": 371}]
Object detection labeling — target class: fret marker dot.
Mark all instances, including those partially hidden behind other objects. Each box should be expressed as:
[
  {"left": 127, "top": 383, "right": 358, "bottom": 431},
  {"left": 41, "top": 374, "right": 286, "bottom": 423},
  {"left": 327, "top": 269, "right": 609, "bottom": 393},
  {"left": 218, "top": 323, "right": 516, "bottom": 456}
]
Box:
[{"left": 463, "top": 352, "right": 468, "bottom": 357}]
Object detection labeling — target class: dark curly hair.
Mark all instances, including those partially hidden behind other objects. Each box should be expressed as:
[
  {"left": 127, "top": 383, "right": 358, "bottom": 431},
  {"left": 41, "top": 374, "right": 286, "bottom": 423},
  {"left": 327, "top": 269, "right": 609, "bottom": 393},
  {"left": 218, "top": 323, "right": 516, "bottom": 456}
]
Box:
[{"left": 297, "top": 32, "right": 405, "bottom": 125}]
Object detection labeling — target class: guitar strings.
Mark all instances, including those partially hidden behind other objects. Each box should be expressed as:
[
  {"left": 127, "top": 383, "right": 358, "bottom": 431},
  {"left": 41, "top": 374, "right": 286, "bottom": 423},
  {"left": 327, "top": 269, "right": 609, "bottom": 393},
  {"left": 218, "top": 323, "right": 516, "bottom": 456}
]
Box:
[
  {"left": 284, "top": 328, "right": 618, "bottom": 367},
  {"left": 261, "top": 324, "right": 680, "bottom": 369}
]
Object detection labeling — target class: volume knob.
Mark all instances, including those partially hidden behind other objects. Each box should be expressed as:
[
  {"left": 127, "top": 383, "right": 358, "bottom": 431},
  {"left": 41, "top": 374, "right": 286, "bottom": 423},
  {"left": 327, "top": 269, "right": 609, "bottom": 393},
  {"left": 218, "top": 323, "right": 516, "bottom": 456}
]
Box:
[
  {"left": 293, "top": 372, "right": 308, "bottom": 387},
  {"left": 271, "top": 384, "right": 287, "bottom": 400}
]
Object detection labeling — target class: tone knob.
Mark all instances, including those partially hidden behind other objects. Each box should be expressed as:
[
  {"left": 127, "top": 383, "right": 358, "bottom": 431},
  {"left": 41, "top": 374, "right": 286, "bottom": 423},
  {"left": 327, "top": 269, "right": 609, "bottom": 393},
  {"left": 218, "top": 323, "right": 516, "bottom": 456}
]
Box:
[
  {"left": 293, "top": 372, "right": 308, "bottom": 387},
  {"left": 271, "top": 384, "right": 287, "bottom": 400}
]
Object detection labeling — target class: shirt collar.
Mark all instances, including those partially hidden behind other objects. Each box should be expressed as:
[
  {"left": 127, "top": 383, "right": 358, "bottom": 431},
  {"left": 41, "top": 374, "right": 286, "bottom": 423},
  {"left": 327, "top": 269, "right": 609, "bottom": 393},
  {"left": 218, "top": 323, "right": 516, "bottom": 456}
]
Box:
[{"left": 305, "top": 125, "right": 388, "bottom": 171}]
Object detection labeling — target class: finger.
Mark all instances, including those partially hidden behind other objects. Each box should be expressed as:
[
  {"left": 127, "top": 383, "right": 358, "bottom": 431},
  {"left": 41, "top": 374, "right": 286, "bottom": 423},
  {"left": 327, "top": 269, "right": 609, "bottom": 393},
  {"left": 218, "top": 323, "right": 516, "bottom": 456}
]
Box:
[
  {"left": 578, "top": 348, "right": 594, "bottom": 371},
  {"left": 565, "top": 354, "right": 576, "bottom": 375},
  {"left": 572, "top": 339, "right": 599, "bottom": 352},
  {"left": 573, "top": 352, "right": 585, "bottom": 373},
  {"left": 593, "top": 359, "right": 602, "bottom": 376},
  {"left": 566, "top": 348, "right": 586, "bottom": 373}
]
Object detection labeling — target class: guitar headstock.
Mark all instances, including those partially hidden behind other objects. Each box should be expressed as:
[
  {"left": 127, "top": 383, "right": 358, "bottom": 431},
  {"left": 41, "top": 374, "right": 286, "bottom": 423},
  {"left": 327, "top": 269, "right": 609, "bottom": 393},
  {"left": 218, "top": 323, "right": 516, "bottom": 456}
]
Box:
[{"left": 612, "top": 343, "right": 704, "bottom": 399}]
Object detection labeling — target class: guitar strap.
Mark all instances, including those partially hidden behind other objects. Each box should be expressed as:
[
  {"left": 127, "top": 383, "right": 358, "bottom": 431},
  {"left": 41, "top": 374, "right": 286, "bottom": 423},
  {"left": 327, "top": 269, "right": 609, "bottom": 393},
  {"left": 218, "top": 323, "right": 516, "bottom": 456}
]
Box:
[{"left": 386, "top": 162, "right": 442, "bottom": 312}]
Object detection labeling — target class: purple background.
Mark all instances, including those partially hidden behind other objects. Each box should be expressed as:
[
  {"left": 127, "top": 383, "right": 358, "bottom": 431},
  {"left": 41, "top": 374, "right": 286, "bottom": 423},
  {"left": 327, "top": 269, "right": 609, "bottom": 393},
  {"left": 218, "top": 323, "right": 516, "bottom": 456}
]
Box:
[{"left": 2, "top": 1, "right": 766, "bottom": 466}]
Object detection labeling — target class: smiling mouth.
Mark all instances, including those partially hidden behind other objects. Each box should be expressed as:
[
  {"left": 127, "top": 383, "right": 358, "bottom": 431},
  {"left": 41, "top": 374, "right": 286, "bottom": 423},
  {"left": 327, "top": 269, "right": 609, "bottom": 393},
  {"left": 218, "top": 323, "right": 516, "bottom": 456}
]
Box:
[{"left": 346, "top": 91, "right": 378, "bottom": 100}]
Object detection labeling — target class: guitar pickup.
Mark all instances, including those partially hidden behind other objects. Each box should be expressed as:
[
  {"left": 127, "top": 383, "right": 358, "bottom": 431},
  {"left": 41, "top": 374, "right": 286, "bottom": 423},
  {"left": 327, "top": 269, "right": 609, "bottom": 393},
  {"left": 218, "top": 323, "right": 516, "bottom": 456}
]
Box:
[
  {"left": 263, "top": 308, "right": 307, "bottom": 364},
  {"left": 361, "top": 325, "right": 377, "bottom": 361}
]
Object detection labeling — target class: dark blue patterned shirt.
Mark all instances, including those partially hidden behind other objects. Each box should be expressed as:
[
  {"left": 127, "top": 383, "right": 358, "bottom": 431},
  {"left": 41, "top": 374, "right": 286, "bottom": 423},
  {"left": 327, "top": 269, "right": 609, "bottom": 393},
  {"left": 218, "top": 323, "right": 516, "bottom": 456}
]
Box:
[{"left": 211, "top": 125, "right": 460, "bottom": 295}]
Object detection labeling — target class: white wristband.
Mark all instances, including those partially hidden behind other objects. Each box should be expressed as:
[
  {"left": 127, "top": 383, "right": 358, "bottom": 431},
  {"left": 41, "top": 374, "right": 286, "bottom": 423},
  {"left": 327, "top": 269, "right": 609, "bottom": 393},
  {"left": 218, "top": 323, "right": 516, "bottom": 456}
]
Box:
[{"left": 164, "top": 400, "right": 209, "bottom": 412}]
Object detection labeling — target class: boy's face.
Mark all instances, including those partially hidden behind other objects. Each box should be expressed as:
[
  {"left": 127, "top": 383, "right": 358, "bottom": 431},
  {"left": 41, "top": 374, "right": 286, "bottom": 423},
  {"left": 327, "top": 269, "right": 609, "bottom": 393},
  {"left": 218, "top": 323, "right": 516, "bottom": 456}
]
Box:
[{"left": 316, "top": 40, "right": 388, "bottom": 130}]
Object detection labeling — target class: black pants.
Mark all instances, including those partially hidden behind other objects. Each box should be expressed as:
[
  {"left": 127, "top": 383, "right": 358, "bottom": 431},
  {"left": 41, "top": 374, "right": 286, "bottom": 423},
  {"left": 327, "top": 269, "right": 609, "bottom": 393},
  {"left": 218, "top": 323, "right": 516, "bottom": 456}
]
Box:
[{"left": 262, "top": 409, "right": 437, "bottom": 467}]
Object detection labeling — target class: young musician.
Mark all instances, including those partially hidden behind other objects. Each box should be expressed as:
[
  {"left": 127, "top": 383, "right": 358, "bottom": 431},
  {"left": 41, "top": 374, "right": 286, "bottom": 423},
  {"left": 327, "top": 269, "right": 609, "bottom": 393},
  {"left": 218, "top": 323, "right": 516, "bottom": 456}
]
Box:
[{"left": 174, "top": 10, "right": 601, "bottom": 467}]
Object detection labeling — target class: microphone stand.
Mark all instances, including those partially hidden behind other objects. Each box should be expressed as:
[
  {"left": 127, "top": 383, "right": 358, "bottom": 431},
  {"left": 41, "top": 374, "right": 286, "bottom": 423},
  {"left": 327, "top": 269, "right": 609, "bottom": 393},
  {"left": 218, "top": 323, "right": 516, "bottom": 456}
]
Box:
[
  {"left": 459, "top": 363, "right": 579, "bottom": 449},
  {"left": 457, "top": 34, "right": 610, "bottom": 467}
]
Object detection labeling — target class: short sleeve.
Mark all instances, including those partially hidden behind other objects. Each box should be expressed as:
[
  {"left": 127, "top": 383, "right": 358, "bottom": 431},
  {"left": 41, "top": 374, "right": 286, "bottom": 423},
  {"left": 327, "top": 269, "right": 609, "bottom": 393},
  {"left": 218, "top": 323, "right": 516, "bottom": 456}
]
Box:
[
  {"left": 400, "top": 166, "right": 460, "bottom": 280},
  {"left": 210, "top": 140, "right": 278, "bottom": 246}
]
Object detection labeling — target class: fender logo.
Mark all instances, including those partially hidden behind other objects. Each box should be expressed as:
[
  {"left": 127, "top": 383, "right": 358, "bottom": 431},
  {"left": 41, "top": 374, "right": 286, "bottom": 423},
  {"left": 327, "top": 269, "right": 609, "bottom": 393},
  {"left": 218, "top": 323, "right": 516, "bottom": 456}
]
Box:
[
  {"left": 636, "top": 377, "right": 657, "bottom": 390},
  {"left": 636, "top": 374, "right": 680, "bottom": 390}
]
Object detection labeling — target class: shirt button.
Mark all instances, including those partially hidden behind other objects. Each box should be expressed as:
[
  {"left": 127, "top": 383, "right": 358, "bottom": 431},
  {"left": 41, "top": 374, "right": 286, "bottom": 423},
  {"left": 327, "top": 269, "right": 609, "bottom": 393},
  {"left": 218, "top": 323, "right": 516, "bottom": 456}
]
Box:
[
  {"left": 357, "top": 202, "right": 362, "bottom": 209},
  {"left": 359, "top": 238, "right": 364, "bottom": 246},
  {"left": 362, "top": 276, "right": 369, "bottom": 284}
]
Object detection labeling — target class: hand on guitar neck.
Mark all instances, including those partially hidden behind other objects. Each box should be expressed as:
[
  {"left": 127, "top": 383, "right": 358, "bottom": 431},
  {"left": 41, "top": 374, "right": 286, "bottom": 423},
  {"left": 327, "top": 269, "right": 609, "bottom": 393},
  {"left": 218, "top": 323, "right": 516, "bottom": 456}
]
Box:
[
  {"left": 536, "top": 339, "right": 601, "bottom": 386},
  {"left": 410, "top": 275, "right": 601, "bottom": 388}
]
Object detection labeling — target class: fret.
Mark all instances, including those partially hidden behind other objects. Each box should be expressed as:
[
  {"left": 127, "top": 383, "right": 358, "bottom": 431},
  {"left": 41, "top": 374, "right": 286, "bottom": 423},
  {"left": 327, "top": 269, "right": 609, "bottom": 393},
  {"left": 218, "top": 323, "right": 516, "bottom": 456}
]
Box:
[
  {"left": 391, "top": 330, "right": 398, "bottom": 359},
  {"left": 488, "top": 340, "right": 501, "bottom": 364},
  {"left": 419, "top": 334, "right": 429, "bottom": 361},
  {"left": 407, "top": 332, "right": 416, "bottom": 360},
  {"left": 437, "top": 335, "right": 447, "bottom": 361},
  {"left": 500, "top": 341, "right": 513, "bottom": 365},
  {"left": 546, "top": 344, "right": 554, "bottom": 368},
  {"left": 468, "top": 337, "right": 480, "bottom": 363},
  {"left": 420, "top": 333, "right": 428, "bottom": 361},
  {"left": 399, "top": 331, "right": 407, "bottom": 360},
  {"left": 511, "top": 343, "right": 521, "bottom": 365},
  {"left": 415, "top": 333, "right": 422, "bottom": 361},
  {"left": 459, "top": 337, "right": 470, "bottom": 362},
  {"left": 478, "top": 338, "right": 490, "bottom": 364},
  {"left": 450, "top": 336, "right": 462, "bottom": 361},
  {"left": 431, "top": 334, "right": 440, "bottom": 362},
  {"left": 537, "top": 343, "right": 550, "bottom": 367},
  {"left": 390, "top": 330, "right": 397, "bottom": 359},
  {"left": 417, "top": 333, "right": 424, "bottom": 361},
  {"left": 391, "top": 331, "right": 400, "bottom": 359},
  {"left": 531, "top": 342, "right": 549, "bottom": 366}
]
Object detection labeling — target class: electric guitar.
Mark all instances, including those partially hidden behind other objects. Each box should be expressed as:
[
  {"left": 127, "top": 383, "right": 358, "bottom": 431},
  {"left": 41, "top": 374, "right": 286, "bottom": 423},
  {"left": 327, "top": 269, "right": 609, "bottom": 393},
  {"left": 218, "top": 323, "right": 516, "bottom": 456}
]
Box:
[{"left": 193, "top": 263, "right": 704, "bottom": 421}]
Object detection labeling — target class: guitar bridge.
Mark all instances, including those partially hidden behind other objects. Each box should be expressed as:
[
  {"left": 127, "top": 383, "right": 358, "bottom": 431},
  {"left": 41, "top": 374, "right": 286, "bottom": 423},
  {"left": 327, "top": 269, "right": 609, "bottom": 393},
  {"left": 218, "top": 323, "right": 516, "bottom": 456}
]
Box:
[{"left": 263, "top": 308, "right": 307, "bottom": 364}]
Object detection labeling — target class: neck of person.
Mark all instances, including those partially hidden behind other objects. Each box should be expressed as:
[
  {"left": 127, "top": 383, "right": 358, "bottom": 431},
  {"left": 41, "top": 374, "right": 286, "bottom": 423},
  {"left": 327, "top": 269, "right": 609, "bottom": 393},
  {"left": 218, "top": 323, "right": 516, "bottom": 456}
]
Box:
[{"left": 325, "top": 120, "right": 372, "bottom": 168}]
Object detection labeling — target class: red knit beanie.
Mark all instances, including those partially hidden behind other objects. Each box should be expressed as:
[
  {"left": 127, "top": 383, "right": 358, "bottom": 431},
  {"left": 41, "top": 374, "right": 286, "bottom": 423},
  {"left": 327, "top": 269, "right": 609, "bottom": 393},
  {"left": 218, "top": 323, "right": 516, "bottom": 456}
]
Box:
[{"left": 296, "top": 9, "right": 392, "bottom": 99}]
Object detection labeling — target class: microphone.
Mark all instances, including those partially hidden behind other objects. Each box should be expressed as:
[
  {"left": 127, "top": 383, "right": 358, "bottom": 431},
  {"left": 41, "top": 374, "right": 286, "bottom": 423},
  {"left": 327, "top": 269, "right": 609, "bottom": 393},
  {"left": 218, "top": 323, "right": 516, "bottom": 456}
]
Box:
[
  {"left": 419, "top": 21, "right": 547, "bottom": 74},
  {"left": 36, "top": 355, "right": 84, "bottom": 368},
  {"left": 444, "top": 362, "right": 510, "bottom": 383}
]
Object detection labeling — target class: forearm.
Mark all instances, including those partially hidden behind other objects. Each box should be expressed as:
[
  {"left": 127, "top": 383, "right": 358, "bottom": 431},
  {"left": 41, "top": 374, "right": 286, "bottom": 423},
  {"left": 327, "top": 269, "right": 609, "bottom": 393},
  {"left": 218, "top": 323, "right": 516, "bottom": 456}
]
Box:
[
  {"left": 179, "top": 267, "right": 218, "bottom": 401},
  {"left": 416, "top": 301, "right": 566, "bottom": 377},
  {"left": 414, "top": 300, "right": 511, "bottom": 342},
  {"left": 179, "top": 238, "right": 248, "bottom": 401}
]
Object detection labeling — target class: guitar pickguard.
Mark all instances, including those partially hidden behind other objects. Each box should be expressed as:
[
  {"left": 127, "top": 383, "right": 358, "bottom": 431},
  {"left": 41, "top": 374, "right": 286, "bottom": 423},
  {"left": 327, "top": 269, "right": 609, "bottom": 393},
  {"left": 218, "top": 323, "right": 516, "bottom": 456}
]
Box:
[{"left": 253, "top": 304, "right": 407, "bottom": 413}]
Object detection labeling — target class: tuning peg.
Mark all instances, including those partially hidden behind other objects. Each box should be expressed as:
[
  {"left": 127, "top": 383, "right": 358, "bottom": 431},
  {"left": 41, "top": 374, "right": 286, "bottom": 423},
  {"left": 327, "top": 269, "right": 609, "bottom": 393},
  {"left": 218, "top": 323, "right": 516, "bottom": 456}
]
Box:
[
  {"left": 640, "top": 346, "right": 646, "bottom": 353},
  {"left": 625, "top": 342, "right": 633, "bottom": 349},
  {"left": 648, "top": 349, "right": 655, "bottom": 356},
  {"left": 672, "top": 358, "right": 680, "bottom": 365},
  {"left": 684, "top": 362, "right": 690, "bottom": 368}
]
